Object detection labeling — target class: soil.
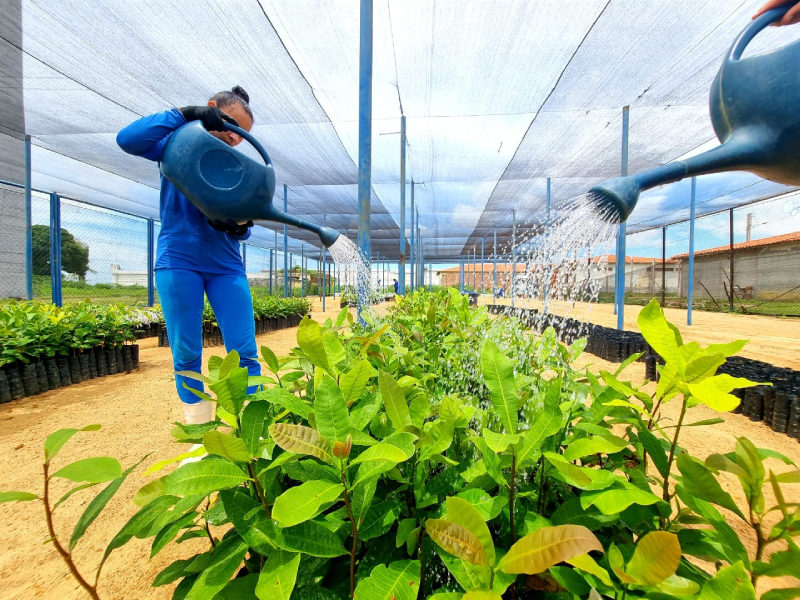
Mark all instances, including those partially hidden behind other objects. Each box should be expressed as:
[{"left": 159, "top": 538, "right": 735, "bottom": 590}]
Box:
[{"left": 0, "top": 296, "right": 797, "bottom": 599}]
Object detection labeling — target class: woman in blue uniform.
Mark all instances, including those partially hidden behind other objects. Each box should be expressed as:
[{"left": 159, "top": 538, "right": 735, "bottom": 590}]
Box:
[{"left": 117, "top": 86, "right": 260, "bottom": 424}]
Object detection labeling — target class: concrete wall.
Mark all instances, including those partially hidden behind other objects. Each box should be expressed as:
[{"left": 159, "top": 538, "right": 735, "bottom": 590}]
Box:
[
  {"left": 0, "top": 183, "right": 27, "bottom": 299},
  {"left": 678, "top": 242, "right": 800, "bottom": 301}
]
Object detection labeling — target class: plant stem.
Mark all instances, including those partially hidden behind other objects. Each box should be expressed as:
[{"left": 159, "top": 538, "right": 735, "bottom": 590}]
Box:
[
  {"left": 509, "top": 453, "right": 517, "bottom": 544},
  {"left": 246, "top": 462, "right": 271, "bottom": 518},
  {"left": 537, "top": 456, "right": 546, "bottom": 515},
  {"left": 417, "top": 527, "right": 426, "bottom": 599},
  {"left": 662, "top": 395, "right": 688, "bottom": 504},
  {"left": 751, "top": 516, "right": 765, "bottom": 586},
  {"left": 42, "top": 463, "right": 101, "bottom": 600},
  {"left": 341, "top": 472, "right": 358, "bottom": 598}
]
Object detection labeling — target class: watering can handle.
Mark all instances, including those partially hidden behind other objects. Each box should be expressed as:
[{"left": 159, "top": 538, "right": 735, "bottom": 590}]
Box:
[
  {"left": 728, "top": 5, "right": 793, "bottom": 62},
  {"left": 222, "top": 122, "right": 273, "bottom": 170}
]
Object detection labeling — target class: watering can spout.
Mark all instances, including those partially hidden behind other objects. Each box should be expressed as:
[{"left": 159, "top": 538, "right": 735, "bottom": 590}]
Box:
[
  {"left": 590, "top": 4, "right": 800, "bottom": 223},
  {"left": 160, "top": 121, "right": 342, "bottom": 248}
]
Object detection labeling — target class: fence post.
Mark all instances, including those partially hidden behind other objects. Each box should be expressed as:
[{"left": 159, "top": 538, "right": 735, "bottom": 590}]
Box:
[
  {"left": 24, "top": 135, "right": 32, "bottom": 301},
  {"left": 729, "top": 208, "right": 735, "bottom": 312},
  {"left": 49, "top": 192, "right": 62, "bottom": 306},
  {"left": 147, "top": 218, "right": 155, "bottom": 306},
  {"left": 283, "top": 185, "right": 289, "bottom": 298},
  {"left": 687, "top": 177, "right": 696, "bottom": 325}
]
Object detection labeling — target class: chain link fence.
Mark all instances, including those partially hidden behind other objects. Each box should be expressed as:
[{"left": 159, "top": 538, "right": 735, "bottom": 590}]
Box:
[{"left": 617, "top": 193, "right": 800, "bottom": 317}]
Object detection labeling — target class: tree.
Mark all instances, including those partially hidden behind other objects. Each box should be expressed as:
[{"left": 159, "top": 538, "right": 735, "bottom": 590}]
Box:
[{"left": 32, "top": 225, "right": 90, "bottom": 281}]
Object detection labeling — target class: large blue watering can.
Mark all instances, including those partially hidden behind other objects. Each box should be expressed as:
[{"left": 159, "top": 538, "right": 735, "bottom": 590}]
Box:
[
  {"left": 160, "top": 121, "right": 341, "bottom": 247},
  {"left": 591, "top": 5, "right": 800, "bottom": 223}
]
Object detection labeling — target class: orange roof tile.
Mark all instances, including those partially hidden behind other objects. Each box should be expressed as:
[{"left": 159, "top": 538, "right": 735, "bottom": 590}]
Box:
[{"left": 671, "top": 231, "right": 800, "bottom": 259}]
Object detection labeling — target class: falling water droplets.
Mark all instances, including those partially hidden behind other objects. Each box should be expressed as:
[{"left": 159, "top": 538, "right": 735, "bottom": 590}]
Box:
[{"left": 328, "top": 236, "right": 374, "bottom": 316}]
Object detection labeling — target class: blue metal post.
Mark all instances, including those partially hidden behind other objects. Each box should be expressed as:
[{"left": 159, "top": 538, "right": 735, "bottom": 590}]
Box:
[
  {"left": 687, "top": 177, "right": 697, "bottom": 325},
  {"left": 357, "top": 0, "right": 373, "bottom": 321},
  {"left": 399, "top": 116, "right": 406, "bottom": 295},
  {"left": 544, "top": 177, "right": 551, "bottom": 313},
  {"left": 49, "top": 192, "right": 62, "bottom": 306},
  {"left": 481, "top": 238, "right": 485, "bottom": 293},
  {"left": 269, "top": 248, "right": 273, "bottom": 295},
  {"left": 417, "top": 209, "right": 422, "bottom": 288},
  {"left": 493, "top": 228, "right": 497, "bottom": 301},
  {"left": 147, "top": 218, "right": 155, "bottom": 306},
  {"left": 301, "top": 243, "right": 305, "bottom": 298},
  {"left": 322, "top": 215, "right": 327, "bottom": 312},
  {"left": 616, "top": 105, "right": 630, "bottom": 331},
  {"left": 511, "top": 209, "right": 516, "bottom": 308},
  {"left": 273, "top": 230, "right": 277, "bottom": 295},
  {"left": 24, "top": 135, "right": 32, "bottom": 300},
  {"left": 283, "top": 185, "right": 289, "bottom": 297},
  {"left": 459, "top": 260, "right": 464, "bottom": 293},
  {"left": 410, "top": 182, "right": 415, "bottom": 292}
]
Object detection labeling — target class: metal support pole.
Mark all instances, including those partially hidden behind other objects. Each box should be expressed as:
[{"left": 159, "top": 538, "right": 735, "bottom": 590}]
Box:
[
  {"left": 417, "top": 210, "right": 421, "bottom": 288},
  {"left": 481, "top": 238, "right": 485, "bottom": 294},
  {"left": 687, "top": 177, "right": 696, "bottom": 325},
  {"left": 357, "top": 0, "right": 373, "bottom": 321},
  {"left": 24, "top": 135, "right": 32, "bottom": 300},
  {"left": 283, "top": 185, "right": 289, "bottom": 297},
  {"left": 511, "top": 210, "right": 516, "bottom": 308},
  {"left": 616, "top": 106, "right": 629, "bottom": 331},
  {"left": 269, "top": 249, "right": 273, "bottom": 295},
  {"left": 399, "top": 115, "right": 406, "bottom": 295},
  {"left": 410, "top": 182, "right": 415, "bottom": 292},
  {"left": 493, "top": 228, "right": 497, "bottom": 302},
  {"left": 322, "top": 215, "right": 327, "bottom": 313},
  {"left": 729, "top": 208, "right": 735, "bottom": 312},
  {"left": 661, "top": 227, "right": 666, "bottom": 305},
  {"left": 147, "top": 218, "right": 155, "bottom": 306},
  {"left": 301, "top": 243, "right": 305, "bottom": 298},
  {"left": 49, "top": 192, "right": 62, "bottom": 306},
  {"left": 544, "top": 177, "right": 551, "bottom": 312},
  {"left": 459, "top": 260, "right": 464, "bottom": 293},
  {"left": 273, "top": 230, "right": 277, "bottom": 295}
]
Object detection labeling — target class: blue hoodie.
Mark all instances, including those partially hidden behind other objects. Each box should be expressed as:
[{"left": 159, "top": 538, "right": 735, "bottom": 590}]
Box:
[{"left": 117, "top": 109, "right": 250, "bottom": 275}]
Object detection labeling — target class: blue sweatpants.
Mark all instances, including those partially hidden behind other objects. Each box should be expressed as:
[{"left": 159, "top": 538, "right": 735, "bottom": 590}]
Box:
[{"left": 155, "top": 268, "right": 260, "bottom": 404}]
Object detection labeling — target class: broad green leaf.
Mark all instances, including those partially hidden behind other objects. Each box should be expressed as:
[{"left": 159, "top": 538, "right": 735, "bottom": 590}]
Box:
[
  {"left": 202, "top": 431, "right": 250, "bottom": 463},
  {"left": 256, "top": 387, "right": 311, "bottom": 419},
  {"left": 566, "top": 553, "right": 613, "bottom": 587},
  {"left": 657, "top": 574, "right": 701, "bottom": 596},
  {"left": 379, "top": 370, "right": 412, "bottom": 431},
  {"left": 563, "top": 434, "right": 629, "bottom": 462},
  {"left": 322, "top": 333, "right": 346, "bottom": 371},
  {"left": 186, "top": 534, "right": 249, "bottom": 600},
  {"left": 580, "top": 483, "right": 661, "bottom": 515},
  {"left": 255, "top": 550, "right": 300, "bottom": 600},
  {"left": 481, "top": 339, "right": 518, "bottom": 433},
  {"left": 463, "top": 592, "right": 503, "bottom": 600},
  {"left": 350, "top": 393, "right": 382, "bottom": 431},
  {"left": 447, "top": 496, "right": 495, "bottom": 565},
  {"left": 353, "top": 560, "right": 420, "bottom": 600},
  {"left": 273, "top": 480, "right": 343, "bottom": 527},
  {"left": 456, "top": 490, "right": 508, "bottom": 521},
  {"left": 44, "top": 424, "right": 101, "bottom": 463},
  {"left": 706, "top": 339, "right": 747, "bottom": 357},
  {"left": 774, "top": 470, "right": 800, "bottom": 483},
  {"left": 472, "top": 436, "right": 506, "bottom": 488},
  {"left": 260, "top": 346, "right": 280, "bottom": 373},
  {"left": 297, "top": 317, "right": 331, "bottom": 374},
  {"left": 54, "top": 482, "right": 99, "bottom": 510},
  {"left": 381, "top": 431, "right": 418, "bottom": 457},
  {"left": 70, "top": 457, "right": 147, "bottom": 550},
  {"left": 241, "top": 401, "right": 271, "bottom": 457},
  {"left": 677, "top": 454, "right": 746, "bottom": 520},
  {"left": 0, "top": 491, "right": 37, "bottom": 502},
  {"left": 151, "top": 511, "right": 197, "bottom": 558},
  {"left": 171, "top": 421, "right": 220, "bottom": 443},
  {"left": 218, "top": 349, "right": 240, "bottom": 379},
  {"left": 101, "top": 495, "right": 178, "bottom": 570},
  {"left": 351, "top": 473, "right": 378, "bottom": 525},
  {"left": 762, "top": 589, "right": 800, "bottom": 600},
  {"left": 153, "top": 556, "right": 199, "bottom": 587},
  {"left": 545, "top": 453, "right": 617, "bottom": 491},
  {"left": 685, "top": 354, "right": 726, "bottom": 384},
  {"left": 426, "top": 519, "right": 488, "bottom": 565},
  {"left": 164, "top": 460, "right": 250, "bottom": 497},
  {"left": 638, "top": 300, "right": 684, "bottom": 371},
  {"left": 698, "top": 562, "right": 756, "bottom": 600},
  {"left": 496, "top": 525, "right": 603, "bottom": 575},
  {"left": 360, "top": 500, "right": 403, "bottom": 541},
  {"left": 352, "top": 460, "right": 395, "bottom": 490},
  {"left": 636, "top": 424, "right": 669, "bottom": 479},
  {"left": 752, "top": 547, "right": 800, "bottom": 578},
  {"left": 52, "top": 457, "right": 122, "bottom": 483},
  {"left": 349, "top": 443, "right": 410, "bottom": 466},
  {"left": 438, "top": 551, "right": 484, "bottom": 592},
  {"left": 514, "top": 380, "right": 563, "bottom": 465},
  {"left": 626, "top": 531, "right": 681, "bottom": 585},
  {"left": 481, "top": 429, "right": 521, "bottom": 454},
  {"left": 676, "top": 492, "right": 750, "bottom": 566},
  {"left": 144, "top": 447, "right": 206, "bottom": 476},
  {"left": 419, "top": 419, "right": 455, "bottom": 461},
  {"left": 340, "top": 359, "right": 376, "bottom": 406},
  {"left": 269, "top": 423, "right": 332, "bottom": 463},
  {"left": 314, "top": 375, "right": 350, "bottom": 443},
  {"left": 208, "top": 367, "right": 249, "bottom": 415}
]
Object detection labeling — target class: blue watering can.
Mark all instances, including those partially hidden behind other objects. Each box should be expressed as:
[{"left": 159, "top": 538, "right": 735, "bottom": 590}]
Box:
[
  {"left": 160, "top": 121, "right": 341, "bottom": 248},
  {"left": 591, "top": 5, "right": 800, "bottom": 223}
]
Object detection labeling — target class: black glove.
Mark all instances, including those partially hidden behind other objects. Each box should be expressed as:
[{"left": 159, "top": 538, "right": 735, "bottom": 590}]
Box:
[
  {"left": 179, "top": 106, "right": 239, "bottom": 132},
  {"left": 208, "top": 218, "right": 253, "bottom": 236}
]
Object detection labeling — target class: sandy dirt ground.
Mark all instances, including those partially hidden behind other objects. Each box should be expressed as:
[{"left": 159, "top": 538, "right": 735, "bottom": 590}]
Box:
[{"left": 0, "top": 296, "right": 797, "bottom": 599}]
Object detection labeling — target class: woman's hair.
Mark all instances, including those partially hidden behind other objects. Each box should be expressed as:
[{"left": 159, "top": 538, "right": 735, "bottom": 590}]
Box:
[{"left": 210, "top": 86, "right": 253, "bottom": 122}]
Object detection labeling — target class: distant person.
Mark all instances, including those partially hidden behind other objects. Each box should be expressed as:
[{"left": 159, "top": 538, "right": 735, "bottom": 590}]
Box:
[
  {"left": 117, "top": 86, "right": 260, "bottom": 425},
  {"left": 754, "top": 0, "right": 800, "bottom": 25},
  {"left": 393, "top": 279, "right": 399, "bottom": 294}
]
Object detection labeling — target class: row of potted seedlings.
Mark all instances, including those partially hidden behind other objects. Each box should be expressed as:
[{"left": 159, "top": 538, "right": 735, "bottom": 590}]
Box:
[
  {"left": 158, "top": 314, "right": 307, "bottom": 348},
  {"left": 488, "top": 304, "right": 800, "bottom": 442}
]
